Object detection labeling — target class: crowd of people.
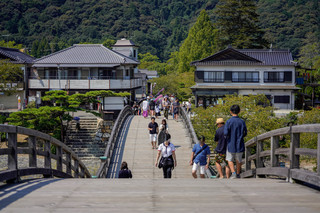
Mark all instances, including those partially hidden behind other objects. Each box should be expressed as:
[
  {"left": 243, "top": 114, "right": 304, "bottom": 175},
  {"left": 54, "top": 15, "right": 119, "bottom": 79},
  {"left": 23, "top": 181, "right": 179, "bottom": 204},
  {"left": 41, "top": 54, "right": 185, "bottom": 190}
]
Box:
[
  {"left": 118, "top": 103, "right": 247, "bottom": 180},
  {"left": 132, "top": 95, "right": 192, "bottom": 120}
]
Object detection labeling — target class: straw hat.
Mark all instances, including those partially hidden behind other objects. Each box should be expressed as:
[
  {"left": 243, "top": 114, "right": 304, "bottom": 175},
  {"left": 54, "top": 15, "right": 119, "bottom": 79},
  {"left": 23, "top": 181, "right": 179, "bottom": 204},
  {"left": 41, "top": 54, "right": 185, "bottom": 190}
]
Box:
[{"left": 216, "top": 118, "right": 225, "bottom": 124}]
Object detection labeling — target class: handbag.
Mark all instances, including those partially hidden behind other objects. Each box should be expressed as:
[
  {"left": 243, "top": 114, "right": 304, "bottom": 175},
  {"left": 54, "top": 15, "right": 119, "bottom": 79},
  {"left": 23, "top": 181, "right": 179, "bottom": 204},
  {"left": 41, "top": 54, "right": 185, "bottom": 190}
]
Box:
[
  {"left": 158, "top": 156, "right": 174, "bottom": 169},
  {"left": 158, "top": 157, "right": 165, "bottom": 168}
]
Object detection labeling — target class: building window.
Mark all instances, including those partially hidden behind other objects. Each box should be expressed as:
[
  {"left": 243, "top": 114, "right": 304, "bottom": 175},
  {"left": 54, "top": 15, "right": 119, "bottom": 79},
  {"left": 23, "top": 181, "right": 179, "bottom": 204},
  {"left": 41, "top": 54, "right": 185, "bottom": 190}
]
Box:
[
  {"left": 133, "top": 50, "right": 137, "bottom": 58},
  {"left": 264, "top": 72, "right": 284, "bottom": 82},
  {"left": 232, "top": 72, "right": 259, "bottom": 82},
  {"left": 204, "top": 71, "right": 224, "bottom": 82},
  {"left": 274, "top": 95, "right": 290, "bottom": 104}
]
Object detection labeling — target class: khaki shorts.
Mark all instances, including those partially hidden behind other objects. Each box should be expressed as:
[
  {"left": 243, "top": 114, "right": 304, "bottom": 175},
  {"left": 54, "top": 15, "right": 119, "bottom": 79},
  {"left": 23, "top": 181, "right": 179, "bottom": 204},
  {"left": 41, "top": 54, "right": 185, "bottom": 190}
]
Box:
[{"left": 226, "top": 150, "right": 243, "bottom": 163}]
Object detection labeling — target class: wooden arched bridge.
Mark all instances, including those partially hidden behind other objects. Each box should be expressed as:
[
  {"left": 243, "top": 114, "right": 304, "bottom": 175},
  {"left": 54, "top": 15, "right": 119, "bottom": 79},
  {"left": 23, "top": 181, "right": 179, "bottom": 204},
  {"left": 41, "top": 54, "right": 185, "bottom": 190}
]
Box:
[{"left": 0, "top": 107, "right": 320, "bottom": 212}]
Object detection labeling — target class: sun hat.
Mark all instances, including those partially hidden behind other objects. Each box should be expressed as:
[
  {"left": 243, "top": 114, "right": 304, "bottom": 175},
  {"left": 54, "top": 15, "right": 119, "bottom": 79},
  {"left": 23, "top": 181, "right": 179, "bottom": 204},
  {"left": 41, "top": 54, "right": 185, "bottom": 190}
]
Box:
[{"left": 216, "top": 118, "right": 225, "bottom": 124}]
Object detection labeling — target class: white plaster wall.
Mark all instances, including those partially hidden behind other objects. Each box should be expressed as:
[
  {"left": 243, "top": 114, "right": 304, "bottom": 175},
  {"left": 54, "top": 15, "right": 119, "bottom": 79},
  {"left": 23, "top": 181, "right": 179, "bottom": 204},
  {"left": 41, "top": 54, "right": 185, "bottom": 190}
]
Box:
[
  {"left": 110, "top": 80, "right": 130, "bottom": 89},
  {"left": 90, "top": 80, "right": 110, "bottom": 89},
  {"left": 69, "top": 80, "right": 89, "bottom": 89},
  {"left": 29, "top": 79, "right": 49, "bottom": 89}
]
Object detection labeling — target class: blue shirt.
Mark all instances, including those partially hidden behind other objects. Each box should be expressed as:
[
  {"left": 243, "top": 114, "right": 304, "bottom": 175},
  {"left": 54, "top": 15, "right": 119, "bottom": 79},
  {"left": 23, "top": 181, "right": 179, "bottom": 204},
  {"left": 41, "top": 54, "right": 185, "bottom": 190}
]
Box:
[
  {"left": 192, "top": 143, "right": 210, "bottom": 165},
  {"left": 224, "top": 116, "right": 247, "bottom": 153},
  {"left": 214, "top": 125, "right": 227, "bottom": 154}
]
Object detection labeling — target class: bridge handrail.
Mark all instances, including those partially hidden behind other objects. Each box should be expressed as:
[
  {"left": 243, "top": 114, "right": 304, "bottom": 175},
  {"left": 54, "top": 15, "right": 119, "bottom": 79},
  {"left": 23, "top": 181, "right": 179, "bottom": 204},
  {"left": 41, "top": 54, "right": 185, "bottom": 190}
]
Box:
[
  {"left": 243, "top": 124, "right": 320, "bottom": 187},
  {"left": 180, "top": 107, "right": 199, "bottom": 146},
  {"left": 0, "top": 125, "right": 91, "bottom": 183},
  {"left": 96, "top": 105, "right": 133, "bottom": 178}
]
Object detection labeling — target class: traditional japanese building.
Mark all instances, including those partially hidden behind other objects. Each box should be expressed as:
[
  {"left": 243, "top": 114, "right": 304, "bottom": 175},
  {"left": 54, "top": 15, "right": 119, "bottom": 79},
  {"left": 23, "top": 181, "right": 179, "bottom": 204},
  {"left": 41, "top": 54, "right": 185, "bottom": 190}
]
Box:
[
  {"left": 0, "top": 47, "right": 34, "bottom": 110},
  {"left": 191, "top": 47, "right": 299, "bottom": 109},
  {"left": 30, "top": 40, "right": 141, "bottom": 105}
]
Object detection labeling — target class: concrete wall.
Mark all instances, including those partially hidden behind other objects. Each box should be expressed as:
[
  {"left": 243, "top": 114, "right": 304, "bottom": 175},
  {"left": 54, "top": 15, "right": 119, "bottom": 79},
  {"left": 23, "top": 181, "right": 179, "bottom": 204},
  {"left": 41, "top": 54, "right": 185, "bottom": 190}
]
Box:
[{"left": 0, "top": 91, "right": 24, "bottom": 109}]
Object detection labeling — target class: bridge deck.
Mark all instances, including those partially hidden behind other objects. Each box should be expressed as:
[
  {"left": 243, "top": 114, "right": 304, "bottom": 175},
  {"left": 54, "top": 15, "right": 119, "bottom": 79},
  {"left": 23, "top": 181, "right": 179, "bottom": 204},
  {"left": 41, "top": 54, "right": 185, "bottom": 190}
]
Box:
[
  {"left": 1, "top": 178, "right": 320, "bottom": 212},
  {"left": 119, "top": 115, "right": 193, "bottom": 179}
]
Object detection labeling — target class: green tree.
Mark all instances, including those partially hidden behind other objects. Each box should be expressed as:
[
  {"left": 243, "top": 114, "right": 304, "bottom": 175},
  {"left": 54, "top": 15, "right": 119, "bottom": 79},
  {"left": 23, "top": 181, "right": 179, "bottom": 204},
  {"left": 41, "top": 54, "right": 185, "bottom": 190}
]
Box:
[
  {"left": 102, "top": 38, "right": 116, "bottom": 49},
  {"left": 0, "top": 40, "right": 24, "bottom": 49},
  {"left": 174, "top": 10, "right": 218, "bottom": 73},
  {"left": 138, "top": 52, "right": 160, "bottom": 69},
  {"left": 191, "top": 94, "right": 283, "bottom": 147},
  {"left": 0, "top": 60, "right": 23, "bottom": 95},
  {"left": 215, "top": 0, "right": 267, "bottom": 49}
]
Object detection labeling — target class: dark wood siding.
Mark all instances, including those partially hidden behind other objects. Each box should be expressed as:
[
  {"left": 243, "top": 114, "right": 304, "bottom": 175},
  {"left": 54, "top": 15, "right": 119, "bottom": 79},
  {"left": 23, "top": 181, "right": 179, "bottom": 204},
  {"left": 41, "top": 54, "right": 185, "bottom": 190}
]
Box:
[
  {"left": 284, "top": 71, "right": 292, "bottom": 82},
  {"left": 195, "top": 71, "right": 204, "bottom": 83},
  {"left": 225, "top": 71, "right": 232, "bottom": 82}
]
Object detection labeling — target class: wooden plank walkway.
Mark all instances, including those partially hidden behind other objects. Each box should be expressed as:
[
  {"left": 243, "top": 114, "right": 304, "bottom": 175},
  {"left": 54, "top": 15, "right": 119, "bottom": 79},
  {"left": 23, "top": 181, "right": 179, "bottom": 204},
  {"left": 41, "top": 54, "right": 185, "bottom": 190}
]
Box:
[
  {"left": 1, "top": 178, "right": 320, "bottom": 212},
  {"left": 121, "top": 115, "right": 192, "bottom": 179}
]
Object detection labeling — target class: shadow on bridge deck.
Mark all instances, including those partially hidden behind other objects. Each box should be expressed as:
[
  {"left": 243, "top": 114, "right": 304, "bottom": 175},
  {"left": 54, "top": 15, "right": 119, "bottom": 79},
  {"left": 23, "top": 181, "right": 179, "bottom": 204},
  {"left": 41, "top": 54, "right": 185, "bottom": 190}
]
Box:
[
  {"left": 0, "top": 178, "right": 320, "bottom": 212},
  {"left": 0, "top": 179, "right": 61, "bottom": 211}
]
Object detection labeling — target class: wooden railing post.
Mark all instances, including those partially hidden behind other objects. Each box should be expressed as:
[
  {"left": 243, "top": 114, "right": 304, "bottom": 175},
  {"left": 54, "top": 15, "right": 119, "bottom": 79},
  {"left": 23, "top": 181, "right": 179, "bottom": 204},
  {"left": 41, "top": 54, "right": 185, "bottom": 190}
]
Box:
[
  {"left": 56, "top": 146, "right": 62, "bottom": 171},
  {"left": 290, "top": 133, "right": 300, "bottom": 169},
  {"left": 66, "top": 152, "right": 72, "bottom": 176},
  {"left": 317, "top": 133, "right": 320, "bottom": 176},
  {"left": 74, "top": 159, "right": 79, "bottom": 178},
  {"left": 44, "top": 140, "right": 52, "bottom": 178},
  {"left": 80, "top": 166, "right": 85, "bottom": 178},
  {"left": 8, "top": 131, "right": 18, "bottom": 182},
  {"left": 271, "top": 136, "right": 280, "bottom": 167},
  {"left": 28, "top": 136, "right": 37, "bottom": 168},
  {"left": 245, "top": 146, "right": 251, "bottom": 171},
  {"left": 256, "top": 138, "right": 263, "bottom": 168}
]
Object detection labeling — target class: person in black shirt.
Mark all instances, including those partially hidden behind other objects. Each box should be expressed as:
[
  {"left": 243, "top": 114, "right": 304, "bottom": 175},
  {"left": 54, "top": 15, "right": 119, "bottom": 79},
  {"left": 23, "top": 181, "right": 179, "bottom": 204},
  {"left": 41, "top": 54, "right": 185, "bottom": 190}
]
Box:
[
  {"left": 118, "top": 161, "right": 132, "bottom": 178},
  {"left": 148, "top": 117, "right": 159, "bottom": 149},
  {"left": 214, "top": 118, "right": 230, "bottom": 179}
]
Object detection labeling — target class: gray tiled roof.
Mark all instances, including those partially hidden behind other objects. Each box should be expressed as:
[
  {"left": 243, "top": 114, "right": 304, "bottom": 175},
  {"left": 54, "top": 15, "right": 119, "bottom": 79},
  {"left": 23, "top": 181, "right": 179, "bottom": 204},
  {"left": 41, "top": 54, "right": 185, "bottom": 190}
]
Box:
[
  {"left": 33, "top": 44, "right": 139, "bottom": 66},
  {"left": 191, "top": 48, "right": 296, "bottom": 66},
  {"left": 113, "top": 38, "right": 137, "bottom": 47},
  {"left": 0, "top": 47, "right": 35, "bottom": 64}
]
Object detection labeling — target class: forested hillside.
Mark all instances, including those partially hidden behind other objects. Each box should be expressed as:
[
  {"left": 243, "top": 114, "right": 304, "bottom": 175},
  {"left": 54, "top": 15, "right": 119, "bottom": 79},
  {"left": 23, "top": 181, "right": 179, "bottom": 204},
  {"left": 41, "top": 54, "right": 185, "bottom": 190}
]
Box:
[{"left": 0, "top": 0, "right": 319, "bottom": 60}]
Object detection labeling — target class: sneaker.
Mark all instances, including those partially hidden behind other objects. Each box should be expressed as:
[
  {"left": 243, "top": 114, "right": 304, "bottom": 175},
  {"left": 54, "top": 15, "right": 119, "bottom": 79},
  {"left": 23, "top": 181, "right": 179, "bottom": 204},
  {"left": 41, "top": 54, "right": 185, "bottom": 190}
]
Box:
[
  {"left": 236, "top": 174, "right": 241, "bottom": 179},
  {"left": 230, "top": 173, "right": 237, "bottom": 179}
]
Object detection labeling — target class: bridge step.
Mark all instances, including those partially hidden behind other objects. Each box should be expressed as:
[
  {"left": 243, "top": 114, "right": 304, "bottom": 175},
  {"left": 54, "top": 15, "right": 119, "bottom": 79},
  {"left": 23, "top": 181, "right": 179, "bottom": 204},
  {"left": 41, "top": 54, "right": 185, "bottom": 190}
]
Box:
[{"left": 66, "top": 116, "right": 106, "bottom": 164}]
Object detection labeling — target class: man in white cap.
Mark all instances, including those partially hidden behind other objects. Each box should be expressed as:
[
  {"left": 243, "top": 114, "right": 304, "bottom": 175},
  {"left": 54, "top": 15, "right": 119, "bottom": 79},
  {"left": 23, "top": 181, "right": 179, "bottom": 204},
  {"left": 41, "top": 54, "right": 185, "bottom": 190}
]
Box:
[{"left": 214, "top": 118, "right": 230, "bottom": 179}]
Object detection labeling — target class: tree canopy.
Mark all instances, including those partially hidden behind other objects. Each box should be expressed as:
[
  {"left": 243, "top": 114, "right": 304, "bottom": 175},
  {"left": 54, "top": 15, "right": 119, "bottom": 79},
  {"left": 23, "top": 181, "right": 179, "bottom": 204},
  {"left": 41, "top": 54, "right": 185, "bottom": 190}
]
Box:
[
  {"left": 214, "top": 0, "right": 267, "bottom": 49},
  {"left": 0, "top": 60, "right": 23, "bottom": 96}
]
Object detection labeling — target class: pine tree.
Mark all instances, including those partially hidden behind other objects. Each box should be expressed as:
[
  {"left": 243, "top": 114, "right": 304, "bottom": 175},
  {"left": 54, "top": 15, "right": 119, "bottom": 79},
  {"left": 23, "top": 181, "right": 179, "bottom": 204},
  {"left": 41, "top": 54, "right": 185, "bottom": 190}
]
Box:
[
  {"left": 174, "top": 10, "right": 218, "bottom": 73},
  {"left": 31, "top": 40, "right": 39, "bottom": 58},
  {"left": 215, "top": 0, "right": 267, "bottom": 49}
]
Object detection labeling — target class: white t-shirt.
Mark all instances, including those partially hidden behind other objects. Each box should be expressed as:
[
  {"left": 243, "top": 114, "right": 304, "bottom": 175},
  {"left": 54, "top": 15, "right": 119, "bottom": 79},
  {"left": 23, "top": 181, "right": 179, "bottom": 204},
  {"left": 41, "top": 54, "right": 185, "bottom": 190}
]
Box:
[
  {"left": 158, "top": 142, "right": 175, "bottom": 157},
  {"left": 142, "top": 100, "right": 148, "bottom": 111}
]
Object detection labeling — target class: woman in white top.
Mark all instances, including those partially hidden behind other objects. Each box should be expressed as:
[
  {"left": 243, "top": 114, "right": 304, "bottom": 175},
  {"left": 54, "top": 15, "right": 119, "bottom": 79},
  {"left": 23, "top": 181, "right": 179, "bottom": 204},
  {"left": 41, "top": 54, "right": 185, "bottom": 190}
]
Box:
[
  {"left": 159, "top": 119, "right": 169, "bottom": 133},
  {"left": 155, "top": 134, "right": 177, "bottom": 178}
]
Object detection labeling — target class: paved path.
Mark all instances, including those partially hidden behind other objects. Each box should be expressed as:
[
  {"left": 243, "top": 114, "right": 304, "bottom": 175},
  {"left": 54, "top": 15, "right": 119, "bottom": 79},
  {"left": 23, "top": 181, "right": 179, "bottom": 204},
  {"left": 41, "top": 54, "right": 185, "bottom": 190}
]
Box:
[
  {"left": 1, "top": 178, "right": 320, "bottom": 213},
  {"left": 121, "top": 115, "right": 192, "bottom": 179}
]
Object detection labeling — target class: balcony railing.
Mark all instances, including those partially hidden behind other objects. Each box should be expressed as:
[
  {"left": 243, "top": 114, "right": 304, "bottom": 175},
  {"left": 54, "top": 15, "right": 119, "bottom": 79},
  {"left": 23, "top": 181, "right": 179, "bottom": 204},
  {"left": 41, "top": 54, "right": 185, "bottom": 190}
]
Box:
[
  {"left": 203, "top": 78, "right": 224, "bottom": 83},
  {"left": 28, "top": 78, "right": 142, "bottom": 90},
  {"left": 264, "top": 79, "right": 285, "bottom": 83},
  {"left": 29, "top": 76, "right": 134, "bottom": 80},
  {"left": 232, "top": 78, "right": 260, "bottom": 83}
]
